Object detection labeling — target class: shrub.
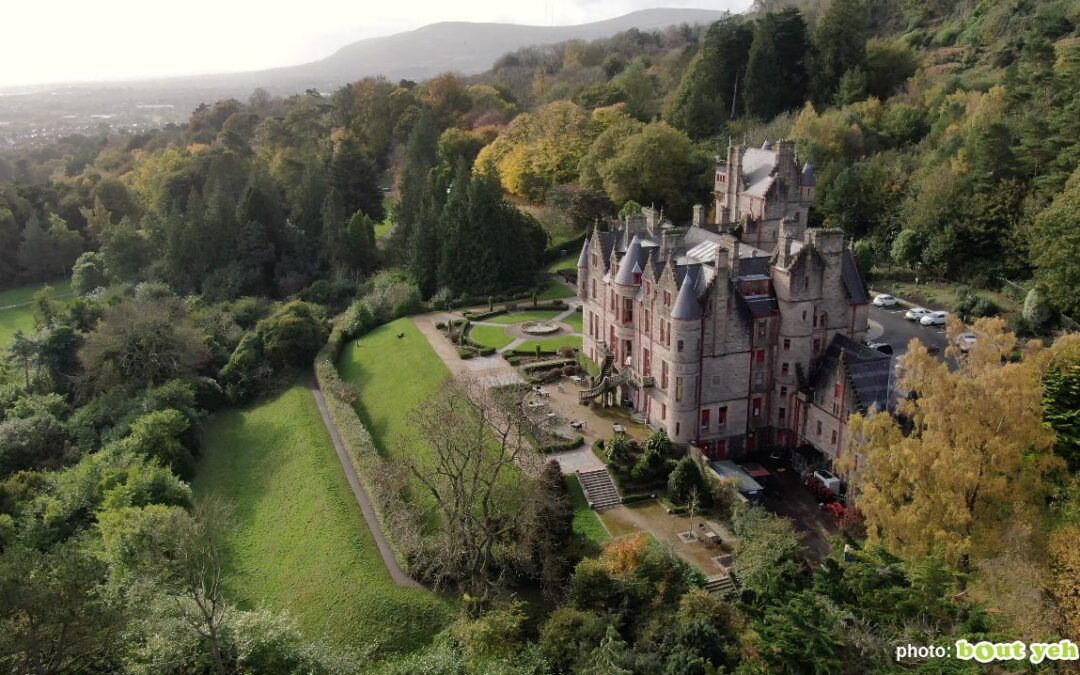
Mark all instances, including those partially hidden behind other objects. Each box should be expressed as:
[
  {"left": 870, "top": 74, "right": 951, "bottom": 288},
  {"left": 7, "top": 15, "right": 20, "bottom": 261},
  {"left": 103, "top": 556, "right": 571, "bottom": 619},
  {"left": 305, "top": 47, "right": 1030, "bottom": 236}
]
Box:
[
  {"left": 667, "top": 456, "right": 711, "bottom": 506},
  {"left": 507, "top": 357, "right": 520, "bottom": 366},
  {"left": 458, "top": 347, "right": 476, "bottom": 360},
  {"left": 538, "top": 436, "right": 584, "bottom": 453},
  {"left": 971, "top": 295, "right": 998, "bottom": 318},
  {"left": 257, "top": 301, "right": 328, "bottom": 368}
]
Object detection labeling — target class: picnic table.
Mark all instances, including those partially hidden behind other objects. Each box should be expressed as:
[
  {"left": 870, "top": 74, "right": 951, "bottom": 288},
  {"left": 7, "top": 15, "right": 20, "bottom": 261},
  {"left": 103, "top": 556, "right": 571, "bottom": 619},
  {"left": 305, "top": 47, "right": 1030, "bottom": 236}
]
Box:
[{"left": 570, "top": 420, "right": 585, "bottom": 431}]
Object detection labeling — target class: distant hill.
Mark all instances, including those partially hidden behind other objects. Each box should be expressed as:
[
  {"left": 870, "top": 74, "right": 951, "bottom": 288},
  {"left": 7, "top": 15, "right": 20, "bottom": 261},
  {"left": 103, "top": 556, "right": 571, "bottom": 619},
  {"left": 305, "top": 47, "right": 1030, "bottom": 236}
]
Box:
[{"left": 134, "top": 8, "right": 732, "bottom": 94}]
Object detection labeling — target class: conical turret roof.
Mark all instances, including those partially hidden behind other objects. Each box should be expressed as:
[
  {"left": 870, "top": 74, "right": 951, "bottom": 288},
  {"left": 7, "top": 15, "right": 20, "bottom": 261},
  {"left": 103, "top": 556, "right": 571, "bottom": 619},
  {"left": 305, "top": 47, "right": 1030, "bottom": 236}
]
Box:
[
  {"left": 671, "top": 269, "right": 702, "bottom": 320},
  {"left": 614, "top": 235, "right": 643, "bottom": 286}
]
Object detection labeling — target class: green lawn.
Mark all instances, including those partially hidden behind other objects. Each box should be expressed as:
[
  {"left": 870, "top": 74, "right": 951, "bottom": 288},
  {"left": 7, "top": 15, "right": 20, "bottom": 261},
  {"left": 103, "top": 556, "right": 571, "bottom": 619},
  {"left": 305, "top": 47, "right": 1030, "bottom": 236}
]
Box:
[
  {"left": 564, "top": 310, "right": 583, "bottom": 333},
  {"left": 565, "top": 475, "right": 609, "bottom": 546},
  {"left": 546, "top": 247, "right": 582, "bottom": 273},
  {"left": 538, "top": 277, "right": 576, "bottom": 301},
  {"left": 515, "top": 335, "right": 582, "bottom": 353},
  {"left": 468, "top": 324, "right": 514, "bottom": 349},
  {"left": 0, "top": 280, "right": 73, "bottom": 348},
  {"left": 486, "top": 309, "right": 563, "bottom": 324},
  {"left": 338, "top": 319, "right": 450, "bottom": 466},
  {"left": 193, "top": 381, "right": 451, "bottom": 654}
]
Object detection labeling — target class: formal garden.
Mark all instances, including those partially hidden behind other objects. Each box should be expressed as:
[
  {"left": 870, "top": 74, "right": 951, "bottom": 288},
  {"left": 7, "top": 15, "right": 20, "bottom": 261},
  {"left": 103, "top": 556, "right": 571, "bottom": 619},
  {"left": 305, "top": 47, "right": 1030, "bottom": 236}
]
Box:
[{"left": 436, "top": 298, "right": 585, "bottom": 360}]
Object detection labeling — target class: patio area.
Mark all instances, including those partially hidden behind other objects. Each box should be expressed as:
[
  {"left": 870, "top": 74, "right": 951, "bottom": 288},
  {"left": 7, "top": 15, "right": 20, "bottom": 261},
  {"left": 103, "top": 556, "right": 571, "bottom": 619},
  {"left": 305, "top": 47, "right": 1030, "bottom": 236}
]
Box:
[{"left": 599, "top": 500, "right": 739, "bottom": 575}]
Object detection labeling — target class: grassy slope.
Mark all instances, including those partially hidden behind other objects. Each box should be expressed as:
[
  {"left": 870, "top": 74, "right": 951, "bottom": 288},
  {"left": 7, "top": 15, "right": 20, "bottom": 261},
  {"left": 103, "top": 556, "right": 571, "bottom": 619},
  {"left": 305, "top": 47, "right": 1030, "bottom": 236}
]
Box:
[
  {"left": 546, "top": 246, "right": 582, "bottom": 273},
  {"left": 193, "top": 381, "right": 451, "bottom": 653},
  {"left": 338, "top": 319, "right": 450, "bottom": 466},
  {"left": 469, "top": 324, "right": 514, "bottom": 349},
  {"left": 565, "top": 475, "right": 609, "bottom": 545},
  {"left": 539, "top": 277, "right": 576, "bottom": 300}
]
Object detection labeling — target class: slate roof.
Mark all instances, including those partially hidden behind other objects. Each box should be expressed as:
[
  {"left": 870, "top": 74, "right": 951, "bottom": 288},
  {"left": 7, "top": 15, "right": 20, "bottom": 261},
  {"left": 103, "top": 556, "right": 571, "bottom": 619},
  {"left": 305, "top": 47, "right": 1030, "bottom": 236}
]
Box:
[
  {"left": 841, "top": 250, "right": 870, "bottom": 304},
  {"left": 671, "top": 268, "right": 703, "bottom": 320},
  {"left": 801, "top": 161, "right": 815, "bottom": 186},
  {"left": 576, "top": 238, "right": 590, "bottom": 268},
  {"left": 810, "top": 334, "right": 893, "bottom": 412},
  {"left": 615, "top": 235, "right": 643, "bottom": 285}
]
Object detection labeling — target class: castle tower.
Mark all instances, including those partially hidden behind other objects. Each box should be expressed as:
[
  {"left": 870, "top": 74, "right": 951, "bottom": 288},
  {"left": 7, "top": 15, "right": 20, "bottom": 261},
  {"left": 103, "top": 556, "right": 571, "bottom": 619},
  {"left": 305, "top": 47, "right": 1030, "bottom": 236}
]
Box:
[
  {"left": 669, "top": 269, "right": 703, "bottom": 443},
  {"left": 576, "top": 236, "right": 590, "bottom": 300}
]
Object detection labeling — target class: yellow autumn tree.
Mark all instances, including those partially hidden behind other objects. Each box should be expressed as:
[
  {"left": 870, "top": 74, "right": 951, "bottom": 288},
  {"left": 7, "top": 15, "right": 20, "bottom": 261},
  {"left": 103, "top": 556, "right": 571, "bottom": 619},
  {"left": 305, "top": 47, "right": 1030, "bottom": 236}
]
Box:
[{"left": 843, "top": 317, "right": 1062, "bottom": 567}]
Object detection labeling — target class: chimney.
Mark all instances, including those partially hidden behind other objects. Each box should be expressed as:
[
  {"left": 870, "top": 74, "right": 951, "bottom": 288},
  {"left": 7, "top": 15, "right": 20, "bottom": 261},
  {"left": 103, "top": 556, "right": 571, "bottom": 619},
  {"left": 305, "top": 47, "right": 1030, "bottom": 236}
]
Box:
[
  {"left": 692, "top": 204, "right": 704, "bottom": 228},
  {"left": 643, "top": 206, "right": 659, "bottom": 234},
  {"left": 660, "top": 230, "right": 677, "bottom": 256}
]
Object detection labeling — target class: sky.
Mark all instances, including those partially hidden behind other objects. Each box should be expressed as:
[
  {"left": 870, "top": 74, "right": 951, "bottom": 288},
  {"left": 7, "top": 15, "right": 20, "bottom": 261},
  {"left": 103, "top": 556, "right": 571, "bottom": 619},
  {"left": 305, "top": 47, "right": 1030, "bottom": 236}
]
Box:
[{"left": 1, "top": 0, "right": 747, "bottom": 88}]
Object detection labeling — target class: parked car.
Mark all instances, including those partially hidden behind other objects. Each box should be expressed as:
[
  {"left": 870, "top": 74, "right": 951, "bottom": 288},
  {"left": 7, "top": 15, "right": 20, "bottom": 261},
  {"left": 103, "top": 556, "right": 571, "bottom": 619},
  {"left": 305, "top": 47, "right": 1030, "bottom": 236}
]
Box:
[
  {"left": 920, "top": 311, "right": 949, "bottom": 326},
  {"left": 873, "top": 293, "right": 898, "bottom": 307},
  {"left": 905, "top": 307, "right": 932, "bottom": 321},
  {"left": 956, "top": 332, "right": 977, "bottom": 352},
  {"left": 866, "top": 341, "right": 893, "bottom": 355},
  {"left": 811, "top": 470, "right": 842, "bottom": 496}
]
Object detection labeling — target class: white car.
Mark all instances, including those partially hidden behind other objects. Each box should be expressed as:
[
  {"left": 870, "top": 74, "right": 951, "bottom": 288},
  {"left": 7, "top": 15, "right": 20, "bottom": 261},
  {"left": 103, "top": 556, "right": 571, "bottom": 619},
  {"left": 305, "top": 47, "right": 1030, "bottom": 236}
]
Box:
[
  {"left": 905, "top": 307, "right": 932, "bottom": 321},
  {"left": 956, "top": 332, "right": 977, "bottom": 352},
  {"left": 873, "top": 293, "right": 898, "bottom": 307},
  {"left": 920, "top": 311, "right": 949, "bottom": 326}
]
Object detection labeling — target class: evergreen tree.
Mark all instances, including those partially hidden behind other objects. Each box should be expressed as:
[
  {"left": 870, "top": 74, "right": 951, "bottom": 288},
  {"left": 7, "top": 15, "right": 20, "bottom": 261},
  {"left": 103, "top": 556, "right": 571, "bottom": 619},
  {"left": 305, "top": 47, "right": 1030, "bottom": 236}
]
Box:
[
  {"left": 666, "top": 17, "right": 753, "bottom": 139},
  {"left": 0, "top": 207, "right": 19, "bottom": 286},
  {"left": 330, "top": 137, "right": 385, "bottom": 222},
  {"left": 17, "top": 215, "right": 51, "bottom": 281},
  {"left": 811, "top": 0, "right": 868, "bottom": 105},
  {"left": 744, "top": 22, "right": 785, "bottom": 120}
]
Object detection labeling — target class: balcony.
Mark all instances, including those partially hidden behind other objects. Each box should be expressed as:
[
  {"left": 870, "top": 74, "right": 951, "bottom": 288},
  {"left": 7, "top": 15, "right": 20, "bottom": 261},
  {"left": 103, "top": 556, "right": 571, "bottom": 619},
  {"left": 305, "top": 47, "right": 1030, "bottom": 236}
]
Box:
[{"left": 628, "top": 372, "right": 655, "bottom": 389}]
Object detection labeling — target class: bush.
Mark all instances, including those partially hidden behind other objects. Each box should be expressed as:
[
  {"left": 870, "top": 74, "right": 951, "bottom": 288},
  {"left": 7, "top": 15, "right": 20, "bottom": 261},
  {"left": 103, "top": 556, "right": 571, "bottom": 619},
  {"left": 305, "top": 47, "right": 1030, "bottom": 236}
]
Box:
[
  {"left": 667, "top": 456, "right": 711, "bottom": 506},
  {"left": 257, "top": 301, "right": 328, "bottom": 368},
  {"left": 458, "top": 347, "right": 476, "bottom": 360},
  {"left": 538, "top": 435, "right": 584, "bottom": 453},
  {"left": 971, "top": 295, "right": 998, "bottom": 318}
]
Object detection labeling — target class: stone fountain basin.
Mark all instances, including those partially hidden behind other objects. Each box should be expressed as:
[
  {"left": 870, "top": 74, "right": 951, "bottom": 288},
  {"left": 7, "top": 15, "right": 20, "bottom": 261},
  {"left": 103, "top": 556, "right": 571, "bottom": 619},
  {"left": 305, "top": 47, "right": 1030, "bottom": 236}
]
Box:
[{"left": 521, "top": 321, "right": 561, "bottom": 335}]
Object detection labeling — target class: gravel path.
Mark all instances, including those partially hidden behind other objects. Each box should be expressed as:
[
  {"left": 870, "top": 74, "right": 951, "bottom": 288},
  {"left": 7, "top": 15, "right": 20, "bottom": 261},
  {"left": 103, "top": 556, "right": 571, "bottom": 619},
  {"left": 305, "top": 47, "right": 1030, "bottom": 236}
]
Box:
[{"left": 309, "top": 378, "right": 422, "bottom": 588}]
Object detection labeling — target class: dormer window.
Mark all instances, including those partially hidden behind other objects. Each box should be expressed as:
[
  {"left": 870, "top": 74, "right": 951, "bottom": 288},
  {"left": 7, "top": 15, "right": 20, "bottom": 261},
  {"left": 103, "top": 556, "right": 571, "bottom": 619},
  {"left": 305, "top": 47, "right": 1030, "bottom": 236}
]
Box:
[{"left": 633, "top": 271, "right": 642, "bottom": 285}]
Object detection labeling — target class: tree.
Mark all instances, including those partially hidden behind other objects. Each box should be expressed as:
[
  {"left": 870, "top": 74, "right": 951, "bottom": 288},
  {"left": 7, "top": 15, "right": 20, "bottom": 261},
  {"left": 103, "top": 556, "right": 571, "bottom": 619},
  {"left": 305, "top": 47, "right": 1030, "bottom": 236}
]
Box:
[
  {"left": 78, "top": 296, "right": 211, "bottom": 394},
  {"left": 254, "top": 300, "right": 327, "bottom": 368},
  {"left": 844, "top": 318, "right": 1063, "bottom": 567},
  {"left": 743, "top": 10, "right": 810, "bottom": 120},
  {"left": 612, "top": 58, "right": 657, "bottom": 121},
  {"left": 811, "top": 0, "right": 868, "bottom": 105},
  {"left": 1030, "top": 166, "right": 1080, "bottom": 316},
  {"left": 405, "top": 378, "right": 539, "bottom": 596},
  {"left": 666, "top": 17, "right": 754, "bottom": 139},
  {"left": 730, "top": 506, "right": 805, "bottom": 599},
  {"left": 597, "top": 122, "right": 710, "bottom": 219},
  {"left": 667, "top": 456, "right": 710, "bottom": 506},
  {"left": 1043, "top": 353, "right": 1080, "bottom": 472},
  {"left": 71, "top": 251, "right": 108, "bottom": 295},
  {"left": 330, "top": 137, "right": 385, "bottom": 222}
]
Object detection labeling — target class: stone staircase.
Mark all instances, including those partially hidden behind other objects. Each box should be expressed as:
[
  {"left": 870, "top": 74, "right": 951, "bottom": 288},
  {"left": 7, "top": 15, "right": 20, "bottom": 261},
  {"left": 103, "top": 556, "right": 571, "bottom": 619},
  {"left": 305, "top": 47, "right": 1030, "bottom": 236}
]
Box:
[
  {"left": 704, "top": 574, "right": 737, "bottom": 596},
  {"left": 578, "top": 468, "right": 621, "bottom": 511}
]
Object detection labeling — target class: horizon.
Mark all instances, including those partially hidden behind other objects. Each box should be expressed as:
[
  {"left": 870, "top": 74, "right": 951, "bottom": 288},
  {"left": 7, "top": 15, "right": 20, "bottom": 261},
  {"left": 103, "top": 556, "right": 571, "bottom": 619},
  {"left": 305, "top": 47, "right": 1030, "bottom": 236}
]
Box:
[{"left": 1, "top": 1, "right": 743, "bottom": 89}]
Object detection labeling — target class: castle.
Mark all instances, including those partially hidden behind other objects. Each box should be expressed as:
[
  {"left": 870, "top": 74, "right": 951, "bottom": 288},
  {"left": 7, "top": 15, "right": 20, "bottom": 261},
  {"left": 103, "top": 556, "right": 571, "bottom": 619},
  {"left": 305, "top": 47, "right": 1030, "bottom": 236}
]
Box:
[{"left": 577, "top": 140, "right": 891, "bottom": 474}]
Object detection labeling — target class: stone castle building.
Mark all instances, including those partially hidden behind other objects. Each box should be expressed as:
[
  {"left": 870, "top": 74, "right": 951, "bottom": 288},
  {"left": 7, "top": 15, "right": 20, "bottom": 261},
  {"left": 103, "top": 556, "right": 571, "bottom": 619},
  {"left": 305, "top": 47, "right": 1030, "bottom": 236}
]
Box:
[{"left": 577, "top": 140, "right": 890, "bottom": 472}]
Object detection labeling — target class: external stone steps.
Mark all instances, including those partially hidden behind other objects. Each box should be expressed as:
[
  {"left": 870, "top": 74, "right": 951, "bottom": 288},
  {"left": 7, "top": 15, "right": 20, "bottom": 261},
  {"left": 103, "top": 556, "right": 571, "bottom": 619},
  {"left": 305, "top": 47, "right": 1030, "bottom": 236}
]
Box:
[
  {"left": 704, "top": 574, "right": 736, "bottom": 596},
  {"left": 578, "top": 468, "right": 621, "bottom": 511}
]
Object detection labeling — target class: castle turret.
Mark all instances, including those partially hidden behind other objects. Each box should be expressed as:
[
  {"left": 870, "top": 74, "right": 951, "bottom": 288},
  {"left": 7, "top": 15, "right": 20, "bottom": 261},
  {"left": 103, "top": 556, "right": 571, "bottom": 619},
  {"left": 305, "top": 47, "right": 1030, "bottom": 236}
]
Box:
[
  {"left": 800, "top": 162, "right": 816, "bottom": 203},
  {"left": 576, "top": 237, "right": 590, "bottom": 299}
]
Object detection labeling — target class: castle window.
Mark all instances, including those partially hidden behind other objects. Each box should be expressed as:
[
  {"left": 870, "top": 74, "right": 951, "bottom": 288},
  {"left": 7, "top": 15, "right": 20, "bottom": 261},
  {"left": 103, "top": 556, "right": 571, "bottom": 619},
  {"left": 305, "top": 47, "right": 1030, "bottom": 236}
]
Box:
[
  {"left": 677, "top": 340, "right": 684, "bottom": 353},
  {"left": 643, "top": 349, "right": 651, "bottom": 376},
  {"left": 664, "top": 291, "right": 671, "bottom": 307},
  {"left": 820, "top": 312, "right": 828, "bottom": 327},
  {"left": 591, "top": 280, "right": 596, "bottom": 298},
  {"left": 780, "top": 386, "right": 788, "bottom": 397},
  {"left": 831, "top": 429, "right": 838, "bottom": 445},
  {"left": 817, "top": 420, "right": 823, "bottom": 436},
  {"left": 781, "top": 362, "right": 789, "bottom": 375},
  {"left": 623, "top": 298, "right": 634, "bottom": 324},
  {"left": 783, "top": 338, "right": 791, "bottom": 350},
  {"left": 802, "top": 310, "right": 807, "bottom": 321},
  {"left": 675, "top": 377, "right": 684, "bottom": 402},
  {"left": 752, "top": 397, "right": 762, "bottom": 418},
  {"left": 717, "top": 406, "right": 728, "bottom": 426},
  {"left": 757, "top": 320, "right": 767, "bottom": 338},
  {"left": 754, "top": 371, "right": 764, "bottom": 385},
  {"left": 675, "top": 422, "right": 681, "bottom": 437},
  {"left": 813, "top": 338, "right": 821, "bottom": 354},
  {"left": 778, "top": 407, "right": 786, "bottom": 421},
  {"left": 755, "top": 349, "right": 766, "bottom": 364},
  {"left": 661, "top": 361, "right": 669, "bottom": 389},
  {"left": 700, "top": 409, "right": 710, "bottom": 429},
  {"left": 834, "top": 383, "right": 842, "bottom": 399},
  {"left": 662, "top": 403, "right": 667, "bottom": 420},
  {"left": 804, "top": 276, "right": 810, "bottom": 290},
  {"left": 644, "top": 309, "right": 651, "bottom": 335}
]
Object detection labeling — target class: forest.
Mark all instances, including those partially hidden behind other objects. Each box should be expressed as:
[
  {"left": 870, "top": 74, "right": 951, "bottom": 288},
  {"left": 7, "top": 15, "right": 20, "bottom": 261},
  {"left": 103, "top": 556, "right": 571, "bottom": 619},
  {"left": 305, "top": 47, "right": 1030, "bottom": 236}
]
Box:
[{"left": 1, "top": 0, "right": 1080, "bottom": 673}]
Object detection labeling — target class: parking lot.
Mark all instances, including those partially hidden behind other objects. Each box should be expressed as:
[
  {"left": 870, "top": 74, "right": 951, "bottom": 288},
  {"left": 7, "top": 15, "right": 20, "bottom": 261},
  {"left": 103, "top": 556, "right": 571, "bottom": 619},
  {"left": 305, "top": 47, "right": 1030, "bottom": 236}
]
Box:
[{"left": 869, "top": 303, "right": 949, "bottom": 359}]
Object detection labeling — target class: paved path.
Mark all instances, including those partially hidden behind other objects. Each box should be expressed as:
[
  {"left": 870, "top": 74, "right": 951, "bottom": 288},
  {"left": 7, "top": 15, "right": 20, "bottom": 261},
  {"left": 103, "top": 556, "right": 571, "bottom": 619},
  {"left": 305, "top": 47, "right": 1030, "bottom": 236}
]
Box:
[{"left": 309, "top": 378, "right": 422, "bottom": 588}]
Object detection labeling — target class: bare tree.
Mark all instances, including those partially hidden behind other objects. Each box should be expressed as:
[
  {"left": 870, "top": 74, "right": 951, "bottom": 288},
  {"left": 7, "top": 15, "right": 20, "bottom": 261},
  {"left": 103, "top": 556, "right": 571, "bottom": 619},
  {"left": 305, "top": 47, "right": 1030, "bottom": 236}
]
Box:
[
  {"left": 404, "top": 377, "right": 540, "bottom": 600},
  {"left": 168, "top": 498, "right": 233, "bottom": 675}
]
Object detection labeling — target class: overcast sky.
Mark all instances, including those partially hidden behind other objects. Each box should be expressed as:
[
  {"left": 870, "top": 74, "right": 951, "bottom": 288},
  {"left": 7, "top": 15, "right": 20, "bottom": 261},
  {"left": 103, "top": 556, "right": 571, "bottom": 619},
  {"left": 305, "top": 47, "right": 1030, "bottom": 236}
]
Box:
[{"left": 2, "top": 0, "right": 747, "bottom": 87}]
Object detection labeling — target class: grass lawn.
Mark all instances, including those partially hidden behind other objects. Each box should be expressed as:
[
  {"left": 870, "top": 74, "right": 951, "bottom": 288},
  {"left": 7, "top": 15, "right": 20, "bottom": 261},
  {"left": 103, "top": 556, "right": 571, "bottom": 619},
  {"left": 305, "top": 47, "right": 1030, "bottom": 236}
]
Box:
[
  {"left": 338, "top": 318, "right": 450, "bottom": 466},
  {"left": 565, "top": 475, "right": 609, "bottom": 546},
  {"left": 468, "top": 324, "right": 514, "bottom": 349},
  {"left": 538, "top": 277, "right": 576, "bottom": 301},
  {"left": 870, "top": 268, "right": 1021, "bottom": 316},
  {"left": 564, "top": 310, "right": 583, "bottom": 333},
  {"left": 486, "top": 309, "right": 563, "bottom": 324},
  {"left": 546, "top": 247, "right": 581, "bottom": 273},
  {"left": 374, "top": 194, "right": 394, "bottom": 239},
  {"left": 515, "top": 335, "right": 582, "bottom": 353},
  {"left": 193, "top": 381, "right": 452, "bottom": 654},
  {"left": 0, "top": 280, "right": 73, "bottom": 348}
]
